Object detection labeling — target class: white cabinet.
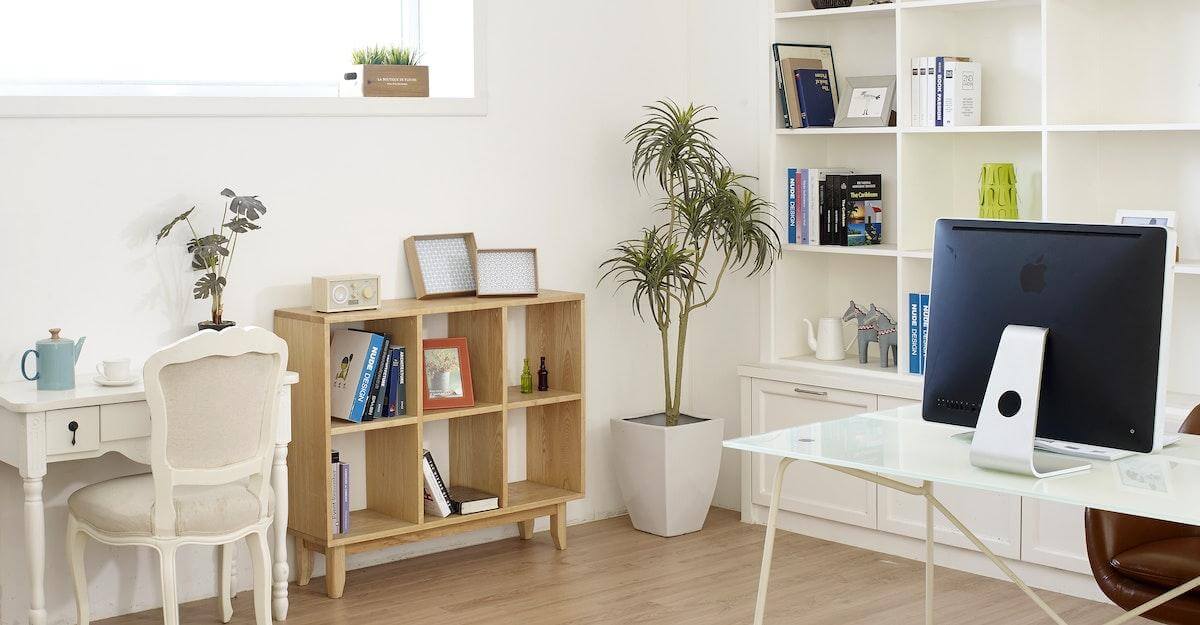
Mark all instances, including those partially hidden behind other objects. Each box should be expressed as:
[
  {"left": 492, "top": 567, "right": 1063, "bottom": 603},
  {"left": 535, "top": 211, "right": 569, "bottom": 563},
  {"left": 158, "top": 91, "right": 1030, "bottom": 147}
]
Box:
[
  {"left": 873, "top": 396, "right": 1023, "bottom": 559},
  {"left": 750, "top": 379, "right": 879, "bottom": 528},
  {"left": 1021, "top": 500, "right": 1090, "bottom": 574}
]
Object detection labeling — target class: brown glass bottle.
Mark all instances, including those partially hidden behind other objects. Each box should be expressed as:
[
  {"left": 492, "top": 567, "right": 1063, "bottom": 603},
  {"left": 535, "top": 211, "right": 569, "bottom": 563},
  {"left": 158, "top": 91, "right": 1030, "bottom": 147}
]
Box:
[{"left": 537, "top": 356, "right": 549, "bottom": 392}]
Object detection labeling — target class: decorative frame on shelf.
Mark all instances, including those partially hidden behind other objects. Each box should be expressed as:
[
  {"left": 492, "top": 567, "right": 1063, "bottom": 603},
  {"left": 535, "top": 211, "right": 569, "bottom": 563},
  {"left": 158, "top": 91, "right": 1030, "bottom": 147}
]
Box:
[
  {"left": 474, "top": 248, "right": 539, "bottom": 296},
  {"left": 421, "top": 337, "right": 475, "bottom": 410},
  {"left": 834, "top": 75, "right": 897, "bottom": 128},
  {"left": 404, "top": 233, "right": 478, "bottom": 299}
]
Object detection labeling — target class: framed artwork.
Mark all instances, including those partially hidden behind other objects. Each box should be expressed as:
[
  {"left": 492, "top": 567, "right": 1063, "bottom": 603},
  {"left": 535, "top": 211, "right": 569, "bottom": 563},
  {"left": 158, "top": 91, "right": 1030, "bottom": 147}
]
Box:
[
  {"left": 474, "top": 248, "right": 539, "bottom": 296},
  {"left": 834, "top": 75, "right": 896, "bottom": 128},
  {"left": 772, "top": 43, "right": 839, "bottom": 101},
  {"left": 404, "top": 233, "right": 478, "bottom": 299},
  {"left": 421, "top": 337, "right": 475, "bottom": 410},
  {"left": 1116, "top": 210, "right": 1177, "bottom": 228}
]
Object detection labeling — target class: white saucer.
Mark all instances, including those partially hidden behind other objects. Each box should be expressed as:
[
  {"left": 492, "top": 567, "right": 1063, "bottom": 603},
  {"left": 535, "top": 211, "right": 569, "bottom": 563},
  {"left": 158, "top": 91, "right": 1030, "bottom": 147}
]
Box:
[{"left": 94, "top": 375, "right": 139, "bottom": 387}]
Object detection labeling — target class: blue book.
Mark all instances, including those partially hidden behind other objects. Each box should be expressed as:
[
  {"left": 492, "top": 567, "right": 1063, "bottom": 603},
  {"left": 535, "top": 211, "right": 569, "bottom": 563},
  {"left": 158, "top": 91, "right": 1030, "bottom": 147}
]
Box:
[
  {"left": 794, "top": 68, "right": 836, "bottom": 127},
  {"left": 330, "top": 329, "right": 385, "bottom": 423},
  {"left": 386, "top": 346, "right": 406, "bottom": 417},
  {"left": 908, "top": 293, "right": 922, "bottom": 374},
  {"left": 920, "top": 293, "right": 931, "bottom": 374},
  {"left": 787, "top": 168, "right": 797, "bottom": 244}
]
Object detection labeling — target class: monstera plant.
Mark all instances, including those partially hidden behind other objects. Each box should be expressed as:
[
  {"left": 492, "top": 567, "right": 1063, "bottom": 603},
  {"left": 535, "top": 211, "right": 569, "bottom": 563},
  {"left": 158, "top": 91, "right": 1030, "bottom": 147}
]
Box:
[
  {"left": 603, "top": 101, "right": 779, "bottom": 537},
  {"left": 156, "top": 188, "right": 268, "bottom": 330}
]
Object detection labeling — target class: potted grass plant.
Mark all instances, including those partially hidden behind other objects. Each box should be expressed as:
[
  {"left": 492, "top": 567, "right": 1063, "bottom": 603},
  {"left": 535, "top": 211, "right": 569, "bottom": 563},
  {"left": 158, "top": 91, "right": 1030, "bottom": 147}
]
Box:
[
  {"left": 156, "top": 189, "right": 268, "bottom": 331},
  {"left": 602, "top": 101, "right": 780, "bottom": 537},
  {"left": 343, "top": 45, "right": 429, "bottom": 97}
]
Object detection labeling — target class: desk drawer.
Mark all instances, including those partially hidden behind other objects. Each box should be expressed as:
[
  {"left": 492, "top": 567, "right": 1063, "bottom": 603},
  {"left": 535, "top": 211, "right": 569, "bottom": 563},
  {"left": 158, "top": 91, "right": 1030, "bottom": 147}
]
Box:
[
  {"left": 46, "top": 407, "right": 100, "bottom": 455},
  {"left": 101, "top": 402, "right": 151, "bottom": 442}
]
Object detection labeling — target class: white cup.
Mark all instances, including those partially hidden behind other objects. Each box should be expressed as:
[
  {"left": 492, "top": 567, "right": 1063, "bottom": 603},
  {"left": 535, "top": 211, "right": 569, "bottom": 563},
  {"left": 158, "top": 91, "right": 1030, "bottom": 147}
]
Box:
[{"left": 96, "top": 358, "right": 132, "bottom": 382}]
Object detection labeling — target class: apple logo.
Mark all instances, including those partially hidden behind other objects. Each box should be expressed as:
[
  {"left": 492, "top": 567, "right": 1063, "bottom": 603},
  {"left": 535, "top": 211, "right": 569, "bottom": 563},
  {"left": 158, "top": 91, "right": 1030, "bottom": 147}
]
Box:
[{"left": 1020, "top": 255, "right": 1047, "bottom": 293}]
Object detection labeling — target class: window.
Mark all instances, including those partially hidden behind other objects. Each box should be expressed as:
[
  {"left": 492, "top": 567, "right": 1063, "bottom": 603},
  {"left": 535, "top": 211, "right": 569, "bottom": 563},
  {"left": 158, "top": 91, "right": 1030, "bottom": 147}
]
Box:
[{"left": 0, "top": 0, "right": 482, "bottom": 113}]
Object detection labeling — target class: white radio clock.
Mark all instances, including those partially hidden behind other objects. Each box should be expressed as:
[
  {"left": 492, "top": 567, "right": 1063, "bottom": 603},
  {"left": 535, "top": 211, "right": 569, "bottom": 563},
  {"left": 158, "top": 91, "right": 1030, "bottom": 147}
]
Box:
[{"left": 312, "top": 274, "right": 381, "bottom": 313}]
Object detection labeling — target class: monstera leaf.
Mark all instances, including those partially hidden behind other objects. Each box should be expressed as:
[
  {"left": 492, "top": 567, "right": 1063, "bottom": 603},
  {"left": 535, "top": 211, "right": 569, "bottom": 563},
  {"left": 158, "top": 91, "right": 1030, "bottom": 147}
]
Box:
[
  {"left": 223, "top": 217, "right": 261, "bottom": 234},
  {"left": 155, "top": 207, "right": 195, "bottom": 243},
  {"left": 222, "top": 188, "right": 267, "bottom": 220},
  {"left": 186, "top": 234, "right": 229, "bottom": 271},
  {"left": 193, "top": 272, "right": 226, "bottom": 300}
]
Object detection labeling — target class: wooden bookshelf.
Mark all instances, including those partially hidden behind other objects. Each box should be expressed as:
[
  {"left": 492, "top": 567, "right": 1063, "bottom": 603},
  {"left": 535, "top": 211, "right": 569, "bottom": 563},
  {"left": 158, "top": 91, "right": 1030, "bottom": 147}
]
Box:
[{"left": 275, "top": 290, "right": 585, "bottom": 599}]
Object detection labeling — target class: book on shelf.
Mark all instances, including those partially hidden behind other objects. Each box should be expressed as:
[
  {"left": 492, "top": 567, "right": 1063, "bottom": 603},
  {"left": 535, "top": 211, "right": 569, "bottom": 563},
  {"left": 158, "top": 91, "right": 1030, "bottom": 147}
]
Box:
[
  {"left": 339, "top": 458, "right": 350, "bottom": 532},
  {"left": 943, "top": 60, "right": 980, "bottom": 127},
  {"left": 780, "top": 57, "right": 824, "bottom": 129},
  {"left": 794, "top": 68, "right": 836, "bottom": 128},
  {"left": 448, "top": 486, "right": 499, "bottom": 515},
  {"left": 772, "top": 43, "right": 837, "bottom": 129},
  {"left": 369, "top": 334, "right": 392, "bottom": 419},
  {"left": 920, "top": 294, "right": 930, "bottom": 374},
  {"left": 843, "top": 173, "right": 883, "bottom": 246},
  {"left": 910, "top": 56, "right": 979, "bottom": 127},
  {"left": 787, "top": 167, "right": 798, "bottom": 244},
  {"left": 331, "top": 451, "right": 347, "bottom": 534},
  {"left": 907, "top": 292, "right": 931, "bottom": 374},
  {"left": 330, "top": 329, "right": 385, "bottom": 423},
  {"left": 422, "top": 449, "right": 452, "bottom": 518},
  {"left": 386, "top": 346, "right": 406, "bottom": 417}
]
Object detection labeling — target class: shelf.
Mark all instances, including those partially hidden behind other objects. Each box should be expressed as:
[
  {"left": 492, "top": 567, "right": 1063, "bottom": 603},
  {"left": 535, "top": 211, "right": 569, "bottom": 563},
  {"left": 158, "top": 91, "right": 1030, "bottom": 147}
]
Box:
[
  {"left": 783, "top": 243, "right": 899, "bottom": 257},
  {"left": 330, "top": 415, "right": 418, "bottom": 436},
  {"left": 422, "top": 401, "right": 503, "bottom": 422},
  {"left": 505, "top": 386, "right": 582, "bottom": 410},
  {"left": 901, "top": 0, "right": 1038, "bottom": 10},
  {"left": 775, "top": 3, "right": 895, "bottom": 20},
  {"left": 1047, "top": 123, "right": 1200, "bottom": 134},
  {"left": 507, "top": 480, "right": 581, "bottom": 508},
  {"left": 776, "top": 126, "right": 897, "bottom": 136},
  {"left": 777, "top": 353, "right": 904, "bottom": 381},
  {"left": 1177, "top": 262, "right": 1200, "bottom": 276},
  {"left": 276, "top": 289, "right": 584, "bottom": 324},
  {"left": 900, "top": 249, "right": 933, "bottom": 259},
  {"left": 903, "top": 125, "right": 1043, "bottom": 134},
  {"left": 332, "top": 509, "right": 417, "bottom": 546}
]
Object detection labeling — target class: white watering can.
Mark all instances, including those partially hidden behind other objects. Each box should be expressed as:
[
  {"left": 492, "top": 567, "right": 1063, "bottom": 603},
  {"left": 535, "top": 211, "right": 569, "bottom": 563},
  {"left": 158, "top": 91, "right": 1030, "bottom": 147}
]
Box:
[{"left": 802, "top": 317, "right": 855, "bottom": 361}]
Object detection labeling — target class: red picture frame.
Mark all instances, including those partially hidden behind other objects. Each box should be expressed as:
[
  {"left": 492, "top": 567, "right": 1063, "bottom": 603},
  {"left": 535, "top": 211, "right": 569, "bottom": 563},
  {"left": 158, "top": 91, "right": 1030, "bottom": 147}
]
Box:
[{"left": 421, "top": 337, "right": 475, "bottom": 410}]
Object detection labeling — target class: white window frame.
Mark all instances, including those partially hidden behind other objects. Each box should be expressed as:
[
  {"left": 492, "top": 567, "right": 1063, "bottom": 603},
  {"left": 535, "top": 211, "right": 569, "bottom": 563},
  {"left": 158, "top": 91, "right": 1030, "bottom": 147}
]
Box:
[{"left": 0, "top": 0, "right": 486, "bottom": 118}]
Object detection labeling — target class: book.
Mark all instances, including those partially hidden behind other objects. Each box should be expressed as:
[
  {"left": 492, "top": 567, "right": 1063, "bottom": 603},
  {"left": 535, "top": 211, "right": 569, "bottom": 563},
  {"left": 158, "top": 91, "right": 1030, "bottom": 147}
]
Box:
[
  {"left": 809, "top": 168, "right": 851, "bottom": 245},
  {"left": 386, "top": 346, "right": 406, "bottom": 417},
  {"left": 447, "top": 486, "right": 499, "bottom": 515},
  {"left": 944, "top": 61, "right": 981, "bottom": 127},
  {"left": 339, "top": 460, "right": 350, "bottom": 533},
  {"left": 422, "top": 450, "right": 452, "bottom": 518},
  {"left": 843, "top": 173, "right": 883, "bottom": 246},
  {"left": 786, "top": 167, "right": 797, "bottom": 244},
  {"left": 798, "top": 169, "right": 810, "bottom": 245},
  {"left": 794, "top": 68, "right": 836, "bottom": 127},
  {"left": 937, "top": 57, "right": 971, "bottom": 126},
  {"left": 371, "top": 336, "right": 392, "bottom": 419},
  {"left": 935, "top": 56, "right": 944, "bottom": 126},
  {"left": 819, "top": 173, "right": 838, "bottom": 245},
  {"left": 780, "top": 57, "right": 824, "bottom": 128},
  {"left": 920, "top": 293, "right": 931, "bottom": 373},
  {"left": 924, "top": 56, "right": 936, "bottom": 127},
  {"left": 330, "top": 329, "right": 384, "bottom": 423},
  {"left": 910, "top": 58, "right": 920, "bottom": 127},
  {"left": 330, "top": 451, "right": 341, "bottom": 534},
  {"left": 908, "top": 293, "right": 922, "bottom": 374}
]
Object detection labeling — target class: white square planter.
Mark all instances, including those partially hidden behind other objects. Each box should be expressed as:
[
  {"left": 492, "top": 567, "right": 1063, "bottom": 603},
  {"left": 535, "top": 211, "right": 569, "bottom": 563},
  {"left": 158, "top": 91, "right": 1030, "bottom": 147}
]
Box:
[{"left": 611, "top": 415, "right": 724, "bottom": 537}]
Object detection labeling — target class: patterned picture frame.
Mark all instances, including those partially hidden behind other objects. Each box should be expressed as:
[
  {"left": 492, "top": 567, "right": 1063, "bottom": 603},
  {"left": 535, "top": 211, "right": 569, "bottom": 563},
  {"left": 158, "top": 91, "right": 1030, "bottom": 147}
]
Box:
[
  {"left": 474, "top": 248, "right": 539, "bottom": 297},
  {"left": 404, "top": 233, "right": 479, "bottom": 299}
]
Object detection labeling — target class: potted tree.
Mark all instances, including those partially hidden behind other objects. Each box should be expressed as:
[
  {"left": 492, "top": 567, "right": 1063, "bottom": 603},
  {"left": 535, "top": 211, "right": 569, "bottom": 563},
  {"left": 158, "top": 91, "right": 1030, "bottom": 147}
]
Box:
[
  {"left": 156, "top": 188, "right": 268, "bottom": 331},
  {"left": 602, "top": 101, "right": 779, "bottom": 537}
]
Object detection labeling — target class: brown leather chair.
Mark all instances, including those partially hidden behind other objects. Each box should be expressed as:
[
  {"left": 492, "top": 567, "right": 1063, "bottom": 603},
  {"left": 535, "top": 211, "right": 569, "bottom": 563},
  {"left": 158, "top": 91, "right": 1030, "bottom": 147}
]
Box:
[{"left": 1085, "top": 406, "right": 1200, "bottom": 624}]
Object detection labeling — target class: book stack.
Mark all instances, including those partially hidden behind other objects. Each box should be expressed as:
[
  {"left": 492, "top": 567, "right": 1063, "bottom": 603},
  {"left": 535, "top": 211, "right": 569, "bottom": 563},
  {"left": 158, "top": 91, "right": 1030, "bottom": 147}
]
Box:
[
  {"left": 786, "top": 169, "right": 884, "bottom": 246},
  {"left": 330, "top": 451, "right": 350, "bottom": 534},
  {"left": 907, "top": 293, "right": 930, "bottom": 375},
  {"left": 329, "top": 328, "right": 407, "bottom": 423},
  {"left": 773, "top": 45, "right": 838, "bottom": 129},
  {"left": 422, "top": 449, "right": 499, "bottom": 517},
  {"left": 910, "top": 56, "right": 981, "bottom": 127}
]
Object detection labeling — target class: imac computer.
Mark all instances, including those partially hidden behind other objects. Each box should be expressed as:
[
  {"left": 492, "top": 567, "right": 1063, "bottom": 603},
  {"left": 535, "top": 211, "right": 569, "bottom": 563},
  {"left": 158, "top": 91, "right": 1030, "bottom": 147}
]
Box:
[{"left": 922, "top": 219, "right": 1176, "bottom": 477}]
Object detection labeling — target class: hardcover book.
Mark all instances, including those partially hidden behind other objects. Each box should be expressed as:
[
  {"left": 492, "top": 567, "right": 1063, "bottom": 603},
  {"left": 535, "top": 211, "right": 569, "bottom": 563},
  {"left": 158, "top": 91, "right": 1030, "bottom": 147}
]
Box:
[
  {"left": 330, "top": 329, "right": 385, "bottom": 423},
  {"left": 794, "top": 68, "right": 836, "bottom": 127},
  {"left": 339, "top": 460, "right": 350, "bottom": 532},
  {"left": 370, "top": 336, "right": 392, "bottom": 419},
  {"left": 920, "top": 293, "right": 931, "bottom": 373},
  {"left": 843, "top": 173, "right": 883, "bottom": 246},
  {"left": 908, "top": 293, "right": 922, "bottom": 374},
  {"left": 787, "top": 168, "right": 797, "bottom": 244},
  {"left": 780, "top": 57, "right": 825, "bottom": 128},
  {"left": 330, "top": 451, "right": 342, "bottom": 534},
  {"left": 386, "top": 346, "right": 406, "bottom": 417},
  {"left": 944, "top": 61, "right": 981, "bottom": 127},
  {"left": 448, "top": 486, "right": 499, "bottom": 515},
  {"left": 422, "top": 450, "right": 452, "bottom": 518}
]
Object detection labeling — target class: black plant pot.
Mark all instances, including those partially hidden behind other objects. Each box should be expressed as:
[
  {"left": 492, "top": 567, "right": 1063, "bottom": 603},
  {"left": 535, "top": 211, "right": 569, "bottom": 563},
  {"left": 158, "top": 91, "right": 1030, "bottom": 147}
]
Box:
[{"left": 198, "top": 320, "right": 237, "bottom": 332}]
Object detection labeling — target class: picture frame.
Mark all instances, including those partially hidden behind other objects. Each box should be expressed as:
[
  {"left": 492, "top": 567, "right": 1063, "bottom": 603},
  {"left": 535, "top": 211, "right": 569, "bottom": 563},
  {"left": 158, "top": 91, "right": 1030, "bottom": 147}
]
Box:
[
  {"left": 404, "top": 233, "right": 478, "bottom": 299},
  {"left": 772, "top": 43, "right": 839, "bottom": 101},
  {"left": 421, "top": 337, "right": 475, "bottom": 410},
  {"left": 474, "top": 248, "right": 540, "bottom": 296},
  {"left": 834, "top": 75, "right": 897, "bottom": 128},
  {"left": 1115, "top": 210, "right": 1177, "bottom": 229}
]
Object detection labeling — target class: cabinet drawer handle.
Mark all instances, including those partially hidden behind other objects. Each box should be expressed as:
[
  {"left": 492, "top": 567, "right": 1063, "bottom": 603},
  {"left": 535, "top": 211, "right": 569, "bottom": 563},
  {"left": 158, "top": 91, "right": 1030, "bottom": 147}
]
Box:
[
  {"left": 68, "top": 421, "right": 79, "bottom": 446},
  {"left": 793, "top": 388, "right": 828, "bottom": 397}
]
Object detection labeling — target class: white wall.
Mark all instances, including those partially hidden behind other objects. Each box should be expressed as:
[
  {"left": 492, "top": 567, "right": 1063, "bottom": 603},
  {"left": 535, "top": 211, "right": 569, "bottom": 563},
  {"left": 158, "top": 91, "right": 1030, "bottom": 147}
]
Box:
[{"left": 0, "top": 1, "right": 739, "bottom": 621}]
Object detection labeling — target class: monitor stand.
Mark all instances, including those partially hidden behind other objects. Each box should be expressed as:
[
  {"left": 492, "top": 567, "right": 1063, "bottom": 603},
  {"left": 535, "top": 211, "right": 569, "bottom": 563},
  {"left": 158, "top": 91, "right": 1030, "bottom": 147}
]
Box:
[{"left": 968, "top": 325, "right": 1092, "bottom": 478}]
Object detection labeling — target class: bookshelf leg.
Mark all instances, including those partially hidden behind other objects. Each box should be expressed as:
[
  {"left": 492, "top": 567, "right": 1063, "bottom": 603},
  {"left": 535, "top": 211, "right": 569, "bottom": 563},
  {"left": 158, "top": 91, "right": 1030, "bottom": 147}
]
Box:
[
  {"left": 324, "top": 547, "right": 346, "bottom": 599},
  {"left": 296, "top": 542, "right": 314, "bottom": 587},
  {"left": 550, "top": 503, "right": 567, "bottom": 550},
  {"left": 518, "top": 520, "right": 535, "bottom": 540}
]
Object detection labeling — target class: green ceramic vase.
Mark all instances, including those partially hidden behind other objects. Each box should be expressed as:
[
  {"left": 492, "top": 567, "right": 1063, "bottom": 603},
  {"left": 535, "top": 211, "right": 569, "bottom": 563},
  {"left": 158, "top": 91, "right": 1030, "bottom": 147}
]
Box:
[{"left": 979, "top": 163, "right": 1018, "bottom": 220}]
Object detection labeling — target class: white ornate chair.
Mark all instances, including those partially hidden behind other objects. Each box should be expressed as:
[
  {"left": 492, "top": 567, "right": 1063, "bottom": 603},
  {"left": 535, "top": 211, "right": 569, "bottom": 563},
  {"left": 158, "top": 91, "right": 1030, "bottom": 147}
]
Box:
[{"left": 66, "top": 327, "right": 287, "bottom": 625}]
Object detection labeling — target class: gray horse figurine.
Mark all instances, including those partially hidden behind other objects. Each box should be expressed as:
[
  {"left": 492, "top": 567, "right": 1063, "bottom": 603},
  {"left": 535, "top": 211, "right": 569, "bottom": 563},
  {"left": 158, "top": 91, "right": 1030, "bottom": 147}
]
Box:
[
  {"left": 867, "top": 304, "right": 899, "bottom": 368},
  {"left": 841, "top": 300, "right": 877, "bottom": 364}
]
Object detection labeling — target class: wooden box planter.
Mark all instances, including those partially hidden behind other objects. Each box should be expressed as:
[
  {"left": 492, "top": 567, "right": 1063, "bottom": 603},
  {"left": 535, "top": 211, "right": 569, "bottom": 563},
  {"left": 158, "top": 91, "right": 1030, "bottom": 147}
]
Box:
[{"left": 342, "top": 65, "right": 429, "bottom": 97}]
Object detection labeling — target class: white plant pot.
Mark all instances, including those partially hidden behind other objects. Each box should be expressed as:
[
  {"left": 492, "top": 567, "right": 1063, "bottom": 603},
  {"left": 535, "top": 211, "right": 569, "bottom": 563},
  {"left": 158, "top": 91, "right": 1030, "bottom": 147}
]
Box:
[{"left": 610, "top": 414, "right": 724, "bottom": 537}]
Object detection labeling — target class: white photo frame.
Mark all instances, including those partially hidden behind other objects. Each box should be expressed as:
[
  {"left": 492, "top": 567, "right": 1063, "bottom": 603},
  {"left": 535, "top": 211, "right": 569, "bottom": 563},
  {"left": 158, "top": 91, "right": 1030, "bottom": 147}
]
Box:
[
  {"left": 1115, "top": 210, "right": 1177, "bottom": 228},
  {"left": 474, "top": 248, "right": 539, "bottom": 297},
  {"left": 404, "top": 233, "right": 479, "bottom": 299},
  {"left": 834, "top": 75, "right": 896, "bottom": 128}
]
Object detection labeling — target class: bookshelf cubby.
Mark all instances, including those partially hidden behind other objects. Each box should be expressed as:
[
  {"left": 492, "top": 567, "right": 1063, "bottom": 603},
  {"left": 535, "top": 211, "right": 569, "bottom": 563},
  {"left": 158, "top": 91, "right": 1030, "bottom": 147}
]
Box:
[
  {"left": 761, "top": 0, "right": 1200, "bottom": 402},
  {"left": 275, "top": 290, "right": 585, "bottom": 599}
]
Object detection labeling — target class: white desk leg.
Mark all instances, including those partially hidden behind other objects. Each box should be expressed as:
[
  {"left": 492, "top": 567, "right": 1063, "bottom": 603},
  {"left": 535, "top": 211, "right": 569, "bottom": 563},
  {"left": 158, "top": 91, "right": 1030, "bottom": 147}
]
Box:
[
  {"left": 272, "top": 442, "right": 290, "bottom": 621},
  {"left": 23, "top": 475, "right": 47, "bottom": 625},
  {"left": 753, "top": 457, "right": 795, "bottom": 625},
  {"left": 925, "top": 484, "right": 934, "bottom": 625}
]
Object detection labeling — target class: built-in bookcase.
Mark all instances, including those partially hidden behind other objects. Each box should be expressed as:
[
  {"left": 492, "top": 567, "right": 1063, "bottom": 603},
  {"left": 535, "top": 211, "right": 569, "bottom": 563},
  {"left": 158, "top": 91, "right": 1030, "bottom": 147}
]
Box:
[
  {"left": 760, "top": 0, "right": 1200, "bottom": 402},
  {"left": 275, "top": 291, "right": 584, "bottom": 599}
]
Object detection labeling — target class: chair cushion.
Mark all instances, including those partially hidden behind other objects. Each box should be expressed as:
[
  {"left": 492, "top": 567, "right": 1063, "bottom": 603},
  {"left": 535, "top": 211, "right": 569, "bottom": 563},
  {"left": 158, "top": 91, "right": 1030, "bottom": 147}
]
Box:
[
  {"left": 1111, "top": 537, "right": 1200, "bottom": 589},
  {"left": 68, "top": 473, "right": 271, "bottom": 537}
]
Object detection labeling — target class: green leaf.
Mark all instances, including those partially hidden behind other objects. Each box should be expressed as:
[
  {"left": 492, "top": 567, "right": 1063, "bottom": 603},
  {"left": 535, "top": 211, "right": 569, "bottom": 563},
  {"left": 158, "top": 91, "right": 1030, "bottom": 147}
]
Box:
[
  {"left": 220, "top": 188, "right": 237, "bottom": 198},
  {"left": 228, "top": 194, "right": 267, "bottom": 220},
  {"left": 193, "top": 272, "right": 226, "bottom": 300},
  {"left": 187, "top": 234, "right": 229, "bottom": 271},
  {"left": 223, "top": 217, "right": 261, "bottom": 234},
  {"left": 155, "top": 207, "right": 195, "bottom": 243}
]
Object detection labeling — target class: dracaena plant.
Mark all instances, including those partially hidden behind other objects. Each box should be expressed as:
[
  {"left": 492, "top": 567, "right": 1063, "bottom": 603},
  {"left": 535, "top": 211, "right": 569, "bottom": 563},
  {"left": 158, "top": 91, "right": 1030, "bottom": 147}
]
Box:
[
  {"left": 601, "top": 101, "right": 780, "bottom": 426},
  {"left": 155, "top": 189, "right": 268, "bottom": 325}
]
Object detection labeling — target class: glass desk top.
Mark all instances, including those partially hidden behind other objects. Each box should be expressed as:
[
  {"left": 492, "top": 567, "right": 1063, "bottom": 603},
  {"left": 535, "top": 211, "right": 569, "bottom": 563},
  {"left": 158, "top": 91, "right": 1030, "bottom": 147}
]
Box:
[{"left": 724, "top": 406, "right": 1200, "bottom": 526}]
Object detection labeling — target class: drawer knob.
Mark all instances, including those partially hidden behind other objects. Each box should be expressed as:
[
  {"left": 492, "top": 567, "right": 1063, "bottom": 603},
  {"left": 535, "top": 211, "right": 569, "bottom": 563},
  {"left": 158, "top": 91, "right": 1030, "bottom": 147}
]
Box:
[
  {"left": 793, "top": 387, "right": 828, "bottom": 397},
  {"left": 68, "top": 421, "right": 79, "bottom": 446}
]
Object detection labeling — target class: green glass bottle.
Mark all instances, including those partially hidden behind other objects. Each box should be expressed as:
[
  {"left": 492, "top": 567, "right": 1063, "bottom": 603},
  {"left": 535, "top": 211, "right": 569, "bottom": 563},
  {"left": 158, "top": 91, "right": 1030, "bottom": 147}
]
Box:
[{"left": 520, "top": 358, "right": 534, "bottom": 394}]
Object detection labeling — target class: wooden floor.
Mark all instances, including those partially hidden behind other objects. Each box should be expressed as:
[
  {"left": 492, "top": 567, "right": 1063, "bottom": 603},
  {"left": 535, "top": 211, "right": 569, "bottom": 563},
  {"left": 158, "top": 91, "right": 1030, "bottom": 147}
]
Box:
[{"left": 98, "top": 508, "right": 1147, "bottom": 625}]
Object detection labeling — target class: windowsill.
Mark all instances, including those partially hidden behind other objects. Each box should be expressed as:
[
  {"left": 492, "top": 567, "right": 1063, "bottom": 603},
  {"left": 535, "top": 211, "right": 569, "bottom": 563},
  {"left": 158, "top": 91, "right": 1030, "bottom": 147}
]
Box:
[{"left": 0, "top": 95, "right": 488, "bottom": 118}]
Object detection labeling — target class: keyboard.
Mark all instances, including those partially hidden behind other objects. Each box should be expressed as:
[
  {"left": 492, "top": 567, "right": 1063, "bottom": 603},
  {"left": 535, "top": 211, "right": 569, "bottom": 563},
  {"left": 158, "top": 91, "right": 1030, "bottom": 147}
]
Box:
[{"left": 952, "top": 432, "right": 1183, "bottom": 462}]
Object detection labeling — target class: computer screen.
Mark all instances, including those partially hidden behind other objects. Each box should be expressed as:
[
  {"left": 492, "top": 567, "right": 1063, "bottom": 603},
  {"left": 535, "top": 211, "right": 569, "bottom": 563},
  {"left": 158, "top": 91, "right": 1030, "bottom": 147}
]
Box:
[{"left": 922, "top": 219, "right": 1174, "bottom": 453}]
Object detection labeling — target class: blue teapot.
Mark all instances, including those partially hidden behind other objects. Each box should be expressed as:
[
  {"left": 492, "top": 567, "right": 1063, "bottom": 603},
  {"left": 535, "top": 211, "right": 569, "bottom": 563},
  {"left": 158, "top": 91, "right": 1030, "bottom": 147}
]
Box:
[{"left": 21, "top": 328, "right": 86, "bottom": 391}]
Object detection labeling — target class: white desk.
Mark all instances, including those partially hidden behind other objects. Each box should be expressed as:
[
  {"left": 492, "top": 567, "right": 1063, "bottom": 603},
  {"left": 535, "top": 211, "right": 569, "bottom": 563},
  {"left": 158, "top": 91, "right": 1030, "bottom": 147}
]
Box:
[
  {"left": 724, "top": 406, "right": 1200, "bottom": 625},
  {"left": 0, "top": 372, "right": 298, "bottom": 625}
]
